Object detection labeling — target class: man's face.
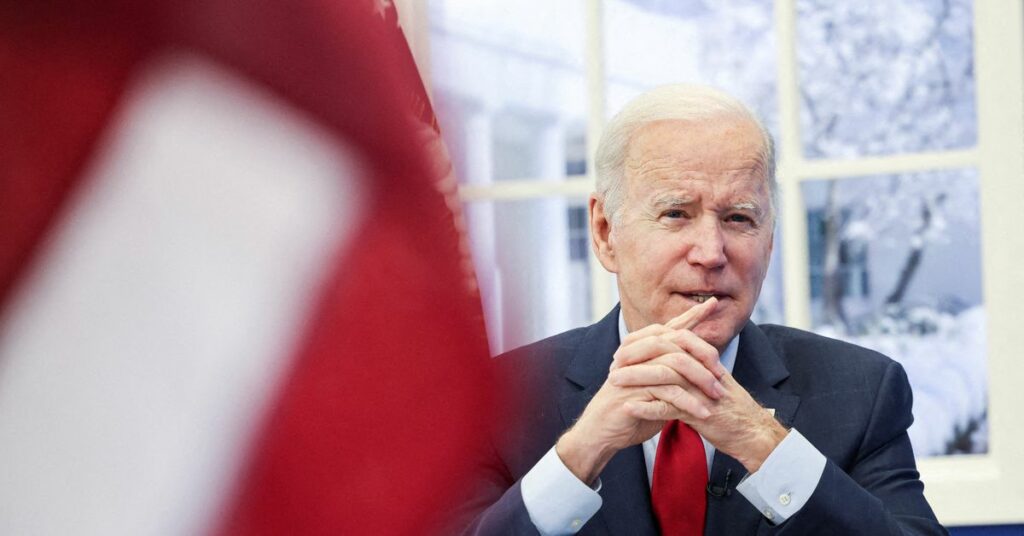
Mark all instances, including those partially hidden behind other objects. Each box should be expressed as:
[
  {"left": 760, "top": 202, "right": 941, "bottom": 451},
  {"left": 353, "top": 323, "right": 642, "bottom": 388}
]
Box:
[{"left": 593, "top": 117, "right": 774, "bottom": 352}]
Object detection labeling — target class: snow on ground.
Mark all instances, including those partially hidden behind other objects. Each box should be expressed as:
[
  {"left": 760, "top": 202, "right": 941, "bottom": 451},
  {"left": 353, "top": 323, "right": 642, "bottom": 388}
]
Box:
[{"left": 815, "top": 306, "right": 987, "bottom": 456}]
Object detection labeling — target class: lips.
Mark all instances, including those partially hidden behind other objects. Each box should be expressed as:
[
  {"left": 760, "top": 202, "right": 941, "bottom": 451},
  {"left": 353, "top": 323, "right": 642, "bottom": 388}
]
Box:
[{"left": 676, "top": 291, "right": 729, "bottom": 304}]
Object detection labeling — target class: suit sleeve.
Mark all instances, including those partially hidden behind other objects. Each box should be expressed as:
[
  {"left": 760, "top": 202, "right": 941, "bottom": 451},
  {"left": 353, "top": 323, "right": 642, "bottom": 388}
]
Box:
[
  {"left": 769, "top": 361, "right": 948, "bottom": 535},
  {"left": 455, "top": 479, "right": 542, "bottom": 536},
  {"left": 441, "top": 364, "right": 545, "bottom": 536}
]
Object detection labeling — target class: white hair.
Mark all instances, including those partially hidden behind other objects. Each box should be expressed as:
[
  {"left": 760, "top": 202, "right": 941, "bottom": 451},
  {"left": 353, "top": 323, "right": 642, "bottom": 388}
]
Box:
[{"left": 594, "top": 84, "right": 777, "bottom": 225}]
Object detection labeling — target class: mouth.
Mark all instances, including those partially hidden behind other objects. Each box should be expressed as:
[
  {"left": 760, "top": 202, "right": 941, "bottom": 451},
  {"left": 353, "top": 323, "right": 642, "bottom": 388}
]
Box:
[{"left": 676, "top": 291, "right": 727, "bottom": 304}]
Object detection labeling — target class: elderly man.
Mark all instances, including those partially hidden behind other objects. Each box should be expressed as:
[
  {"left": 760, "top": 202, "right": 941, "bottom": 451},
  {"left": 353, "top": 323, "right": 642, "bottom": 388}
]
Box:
[{"left": 458, "top": 85, "right": 944, "bottom": 535}]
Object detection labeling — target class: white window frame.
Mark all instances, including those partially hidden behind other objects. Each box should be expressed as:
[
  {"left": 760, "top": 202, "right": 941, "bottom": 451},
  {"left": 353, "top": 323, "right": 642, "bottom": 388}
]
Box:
[{"left": 402, "top": 0, "right": 1024, "bottom": 525}]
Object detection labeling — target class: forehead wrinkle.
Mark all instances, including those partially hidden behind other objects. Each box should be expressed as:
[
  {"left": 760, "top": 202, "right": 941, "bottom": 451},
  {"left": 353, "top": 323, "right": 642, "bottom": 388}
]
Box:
[
  {"left": 626, "top": 155, "right": 705, "bottom": 181},
  {"left": 630, "top": 156, "right": 764, "bottom": 185},
  {"left": 627, "top": 136, "right": 764, "bottom": 170}
]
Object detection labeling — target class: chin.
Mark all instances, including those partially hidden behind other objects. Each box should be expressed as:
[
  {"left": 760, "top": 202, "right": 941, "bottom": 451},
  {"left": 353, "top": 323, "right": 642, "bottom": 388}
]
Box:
[{"left": 692, "top": 321, "right": 737, "bottom": 353}]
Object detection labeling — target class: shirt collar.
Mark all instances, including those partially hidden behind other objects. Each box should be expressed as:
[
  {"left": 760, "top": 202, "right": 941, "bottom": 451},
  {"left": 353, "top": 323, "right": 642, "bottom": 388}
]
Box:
[{"left": 617, "top": 310, "right": 739, "bottom": 374}]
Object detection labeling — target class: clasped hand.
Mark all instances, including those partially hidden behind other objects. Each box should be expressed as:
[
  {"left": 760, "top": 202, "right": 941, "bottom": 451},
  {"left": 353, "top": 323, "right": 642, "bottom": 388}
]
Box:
[{"left": 556, "top": 298, "right": 786, "bottom": 484}]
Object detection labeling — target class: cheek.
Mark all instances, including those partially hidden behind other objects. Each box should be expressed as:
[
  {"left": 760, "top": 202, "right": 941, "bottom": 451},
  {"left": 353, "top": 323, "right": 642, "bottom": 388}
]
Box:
[
  {"left": 730, "top": 243, "right": 772, "bottom": 285},
  {"left": 633, "top": 243, "right": 679, "bottom": 277},
  {"left": 618, "top": 231, "right": 657, "bottom": 266}
]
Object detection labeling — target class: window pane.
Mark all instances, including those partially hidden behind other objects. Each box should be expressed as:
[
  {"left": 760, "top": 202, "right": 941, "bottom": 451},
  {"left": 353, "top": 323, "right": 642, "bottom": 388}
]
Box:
[
  {"left": 429, "top": 0, "right": 588, "bottom": 183},
  {"left": 797, "top": 0, "right": 977, "bottom": 158},
  {"left": 603, "top": 0, "right": 778, "bottom": 134},
  {"left": 753, "top": 223, "right": 786, "bottom": 326},
  {"left": 465, "top": 198, "right": 593, "bottom": 355},
  {"left": 803, "top": 169, "right": 987, "bottom": 457}
]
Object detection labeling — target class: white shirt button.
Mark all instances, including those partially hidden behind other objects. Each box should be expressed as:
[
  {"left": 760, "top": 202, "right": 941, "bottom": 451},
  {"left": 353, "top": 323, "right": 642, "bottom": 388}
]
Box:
[
  {"left": 764, "top": 509, "right": 775, "bottom": 521},
  {"left": 571, "top": 519, "right": 582, "bottom": 530},
  {"left": 779, "top": 492, "right": 791, "bottom": 506}
]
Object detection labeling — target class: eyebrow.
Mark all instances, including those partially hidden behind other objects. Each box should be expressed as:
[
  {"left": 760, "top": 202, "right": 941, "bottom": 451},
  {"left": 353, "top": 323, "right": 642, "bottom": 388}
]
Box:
[
  {"left": 729, "top": 201, "right": 766, "bottom": 217},
  {"left": 652, "top": 197, "right": 764, "bottom": 211},
  {"left": 651, "top": 195, "right": 696, "bottom": 210},
  {"left": 648, "top": 196, "right": 768, "bottom": 219}
]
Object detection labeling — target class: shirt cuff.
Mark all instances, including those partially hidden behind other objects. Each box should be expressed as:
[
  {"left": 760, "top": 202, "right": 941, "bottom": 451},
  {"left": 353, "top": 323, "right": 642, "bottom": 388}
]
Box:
[
  {"left": 521, "top": 446, "right": 603, "bottom": 535},
  {"left": 735, "top": 428, "right": 826, "bottom": 524}
]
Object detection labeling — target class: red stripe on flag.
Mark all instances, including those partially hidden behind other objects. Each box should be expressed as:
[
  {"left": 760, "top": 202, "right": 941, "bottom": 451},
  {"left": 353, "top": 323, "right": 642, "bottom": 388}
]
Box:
[{"left": 0, "top": 6, "right": 151, "bottom": 316}]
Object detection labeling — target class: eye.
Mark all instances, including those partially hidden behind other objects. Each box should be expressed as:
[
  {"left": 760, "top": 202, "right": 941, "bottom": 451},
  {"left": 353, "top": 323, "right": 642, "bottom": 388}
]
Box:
[
  {"left": 725, "top": 213, "right": 755, "bottom": 225},
  {"left": 663, "top": 209, "right": 687, "bottom": 219}
]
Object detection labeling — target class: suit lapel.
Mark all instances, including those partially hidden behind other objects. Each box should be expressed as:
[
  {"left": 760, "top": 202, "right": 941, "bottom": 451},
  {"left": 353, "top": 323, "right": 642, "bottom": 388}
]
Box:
[
  {"left": 705, "top": 322, "right": 801, "bottom": 535},
  {"left": 557, "top": 308, "right": 617, "bottom": 432},
  {"left": 557, "top": 307, "right": 658, "bottom": 536},
  {"left": 732, "top": 322, "right": 801, "bottom": 431}
]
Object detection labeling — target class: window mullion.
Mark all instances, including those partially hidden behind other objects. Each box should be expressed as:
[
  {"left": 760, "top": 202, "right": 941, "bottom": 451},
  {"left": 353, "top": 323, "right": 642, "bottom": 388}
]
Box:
[
  {"left": 774, "top": 0, "right": 812, "bottom": 330},
  {"left": 585, "top": 0, "right": 614, "bottom": 322}
]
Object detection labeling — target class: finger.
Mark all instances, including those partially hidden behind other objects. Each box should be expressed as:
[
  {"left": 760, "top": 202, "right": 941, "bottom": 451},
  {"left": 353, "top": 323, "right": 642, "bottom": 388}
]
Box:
[
  {"left": 611, "top": 335, "right": 681, "bottom": 370},
  {"left": 609, "top": 362, "right": 685, "bottom": 389},
  {"left": 624, "top": 399, "right": 678, "bottom": 421},
  {"left": 665, "top": 296, "right": 718, "bottom": 331},
  {"left": 718, "top": 370, "right": 743, "bottom": 391},
  {"left": 620, "top": 323, "right": 674, "bottom": 346},
  {"left": 647, "top": 352, "right": 725, "bottom": 399},
  {"left": 609, "top": 355, "right": 724, "bottom": 400},
  {"left": 666, "top": 329, "right": 727, "bottom": 378},
  {"left": 649, "top": 384, "right": 713, "bottom": 420},
  {"left": 625, "top": 385, "right": 711, "bottom": 420}
]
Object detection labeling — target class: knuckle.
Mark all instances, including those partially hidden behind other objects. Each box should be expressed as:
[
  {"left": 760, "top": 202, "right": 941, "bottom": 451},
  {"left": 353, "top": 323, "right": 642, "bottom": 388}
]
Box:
[
  {"left": 652, "top": 385, "right": 680, "bottom": 407},
  {"left": 675, "top": 354, "right": 700, "bottom": 379},
  {"left": 697, "top": 348, "right": 719, "bottom": 366},
  {"left": 665, "top": 385, "right": 686, "bottom": 403},
  {"left": 655, "top": 400, "right": 672, "bottom": 419},
  {"left": 637, "top": 325, "right": 661, "bottom": 337},
  {"left": 656, "top": 364, "right": 676, "bottom": 383},
  {"left": 665, "top": 352, "right": 684, "bottom": 369}
]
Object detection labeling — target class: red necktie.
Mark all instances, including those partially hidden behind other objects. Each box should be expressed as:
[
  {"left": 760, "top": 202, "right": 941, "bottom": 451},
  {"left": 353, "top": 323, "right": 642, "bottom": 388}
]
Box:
[{"left": 651, "top": 420, "right": 708, "bottom": 535}]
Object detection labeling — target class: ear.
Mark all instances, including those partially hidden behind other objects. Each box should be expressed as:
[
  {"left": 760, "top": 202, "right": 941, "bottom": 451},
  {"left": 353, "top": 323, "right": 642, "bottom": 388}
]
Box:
[{"left": 589, "top": 193, "right": 619, "bottom": 273}]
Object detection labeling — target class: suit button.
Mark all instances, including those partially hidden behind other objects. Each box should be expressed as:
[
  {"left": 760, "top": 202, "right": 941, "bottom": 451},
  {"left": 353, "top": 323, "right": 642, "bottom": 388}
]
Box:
[{"left": 779, "top": 492, "right": 791, "bottom": 506}]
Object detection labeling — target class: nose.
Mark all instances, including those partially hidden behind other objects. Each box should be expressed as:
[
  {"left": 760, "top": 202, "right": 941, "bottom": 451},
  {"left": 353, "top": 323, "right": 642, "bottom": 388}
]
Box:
[{"left": 684, "top": 217, "right": 727, "bottom": 269}]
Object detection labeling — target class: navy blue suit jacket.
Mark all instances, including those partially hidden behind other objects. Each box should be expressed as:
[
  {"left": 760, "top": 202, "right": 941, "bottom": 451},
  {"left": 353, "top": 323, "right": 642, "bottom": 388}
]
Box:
[{"left": 457, "top": 307, "right": 946, "bottom": 535}]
